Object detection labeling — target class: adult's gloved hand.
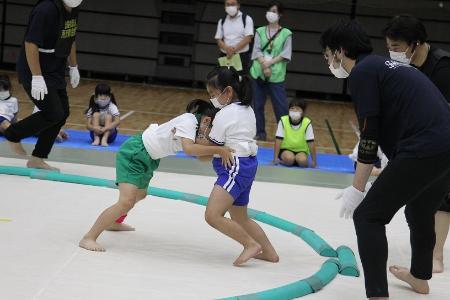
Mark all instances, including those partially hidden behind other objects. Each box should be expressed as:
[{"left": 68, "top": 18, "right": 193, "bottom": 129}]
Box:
[
  {"left": 335, "top": 185, "right": 365, "bottom": 219},
  {"left": 69, "top": 65, "right": 80, "bottom": 88},
  {"left": 31, "top": 75, "right": 48, "bottom": 101}
]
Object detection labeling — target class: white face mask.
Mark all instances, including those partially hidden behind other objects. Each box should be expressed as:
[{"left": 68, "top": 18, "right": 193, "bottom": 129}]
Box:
[
  {"left": 389, "top": 50, "right": 411, "bottom": 64},
  {"left": 329, "top": 56, "right": 349, "bottom": 79},
  {"left": 289, "top": 111, "right": 302, "bottom": 121},
  {"left": 225, "top": 5, "right": 238, "bottom": 17},
  {"left": 210, "top": 90, "right": 228, "bottom": 109},
  {"left": 95, "top": 98, "right": 111, "bottom": 108},
  {"left": 62, "top": 0, "right": 83, "bottom": 8},
  {"left": 266, "top": 11, "right": 279, "bottom": 24},
  {"left": 0, "top": 90, "right": 10, "bottom": 100}
]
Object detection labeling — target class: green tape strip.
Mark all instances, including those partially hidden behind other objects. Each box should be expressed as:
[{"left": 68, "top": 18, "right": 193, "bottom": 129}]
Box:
[
  {"left": 0, "top": 165, "right": 356, "bottom": 299},
  {"left": 336, "top": 246, "right": 360, "bottom": 277}
]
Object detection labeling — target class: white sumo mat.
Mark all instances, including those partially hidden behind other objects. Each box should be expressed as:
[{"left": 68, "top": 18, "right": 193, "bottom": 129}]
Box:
[{"left": 0, "top": 157, "right": 448, "bottom": 300}]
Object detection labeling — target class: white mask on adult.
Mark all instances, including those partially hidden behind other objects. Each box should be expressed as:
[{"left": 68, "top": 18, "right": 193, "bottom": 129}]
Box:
[
  {"left": 329, "top": 55, "right": 349, "bottom": 79},
  {"left": 266, "top": 11, "right": 279, "bottom": 24},
  {"left": 389, "top": 48, "right": 411, "bottom": 64},
  {"left": 62, "top": 0, "right": 83, "bottom": 8},
  {"left": 225, "top": 5, "right": 238, "bottom": 17}
]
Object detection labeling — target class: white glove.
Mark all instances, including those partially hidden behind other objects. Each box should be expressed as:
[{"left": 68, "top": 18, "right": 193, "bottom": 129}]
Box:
[
  {"left": 335, "top": 186, "right": 365, "bottom": 219},
  {"left": 31, "top": 75, "right": 48, "bottom": 101},
  {"left": 364, "top": 181, "right": 373, "bottom": 196},
  {"left": 69, "top": 65, "right": 80, "bottom": 88}
]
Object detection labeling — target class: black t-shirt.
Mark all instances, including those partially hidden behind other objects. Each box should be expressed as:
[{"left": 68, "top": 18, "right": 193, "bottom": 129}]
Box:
[
  {"left": 418, "top": 45, "right": 450, "bottom": 103},
  {"left": 348, "top": 54, "right": 450, "bottom": 160},
  {"left": 16, "top": 0, "right": 76, "bottom": 89}
]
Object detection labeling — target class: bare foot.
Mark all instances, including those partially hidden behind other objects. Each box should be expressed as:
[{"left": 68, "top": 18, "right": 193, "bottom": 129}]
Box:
[
  {"left": 7, "top": 141, "right": 27, "bottom": 156},
  {"left": 91, "top": 138, "right": 100, "bottom": 146},
  {"left": 233, "top": 242, "right": 262, "bottom": 266},
  {"left": 433, "top": 258, "right": 444, "bottom": 273},
  {"left": 26, "top": 157, "right": 60, "bottom": 172},
  {"left": 79, "top": 238, "right": 105, "bottom": 252},
  {"left": 101, "top": 140, "right": 109, "bottom": 147},
  {"left": 106, "top": 223, "right": 135, "bottom": 231},
  {"left": 255, "top": 251, "right": 280, "bottom": 263},
  {"left": 389, "top": 266, "right": 430, "bottom": 294}
]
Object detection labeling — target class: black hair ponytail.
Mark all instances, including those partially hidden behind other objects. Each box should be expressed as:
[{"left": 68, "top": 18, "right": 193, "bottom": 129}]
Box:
[{"left": 206, "top": 67, "right": 253, "bottom": 106}]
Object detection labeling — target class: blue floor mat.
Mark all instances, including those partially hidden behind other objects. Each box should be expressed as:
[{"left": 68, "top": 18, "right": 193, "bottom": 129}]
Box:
[{"left": 0, "top": 129, "right": 355, "bottom": 173}]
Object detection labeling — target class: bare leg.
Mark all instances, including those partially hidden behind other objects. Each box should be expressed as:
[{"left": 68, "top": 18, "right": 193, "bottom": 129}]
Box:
[
  {"left": 205, "top": 185, "right": 261, "bottom": 266},
  {"left": 280, "top": 150, "right": 295, "bottom": 166},
  {"left": 295, "top": 152, "right": 309, "bottom": 168},
  {"left": 91, "top": 112, "right": 101, "bottom": 146},
  {"left": 229, "top": 205, "right": 279, "bottom": 263},
  {"left": 26, "top": 156, "right": 60, "bottom": 171},
  {"left": 79, "top": 183, "right": 139, "bottom": 251},
  {"left": 106, "top": 189, "right": 147, "bottom": 231},
  {"left": 388, "top": 266, "right": 429, "bottom": 294},
  {"left": 433, "top": 210, "right": 450, "bottom": 273},
  {"left": 101, "top": 114, "right": 113, "bottom": 147}
]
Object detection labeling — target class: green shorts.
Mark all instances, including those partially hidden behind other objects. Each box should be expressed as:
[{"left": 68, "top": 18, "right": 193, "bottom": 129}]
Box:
[{"left": 116, "top": 133, "right": 160, "bottom": 189}]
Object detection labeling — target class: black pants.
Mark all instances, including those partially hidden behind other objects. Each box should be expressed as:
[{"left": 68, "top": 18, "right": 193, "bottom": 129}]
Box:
[
  {"left": 4, "top": 86, "right": 69, "bottom": 159},
  {"left": 353, "top": 151, "right": 450, "bottom": 298}
]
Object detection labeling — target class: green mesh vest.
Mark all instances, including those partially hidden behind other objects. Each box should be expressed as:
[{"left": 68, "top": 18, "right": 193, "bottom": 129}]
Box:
[
  {"left": 280, "top": 116, "right": 311, "bottom": 154},
  {"left": 250, "top": 26, "right": 292, "bottom": 83}
]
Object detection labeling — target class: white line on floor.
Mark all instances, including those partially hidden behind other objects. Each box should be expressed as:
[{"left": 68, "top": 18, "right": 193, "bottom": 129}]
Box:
[
  {"left": 120, "top": 110, "right": 135, "bottom": 120},
  {"left": 32, "top": 248, "right": 81, "bottom": 300}
]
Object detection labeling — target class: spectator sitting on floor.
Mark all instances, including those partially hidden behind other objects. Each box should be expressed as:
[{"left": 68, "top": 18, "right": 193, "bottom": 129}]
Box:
[{"left": 273, "top": 98, "right": 317, "bottom": 168}]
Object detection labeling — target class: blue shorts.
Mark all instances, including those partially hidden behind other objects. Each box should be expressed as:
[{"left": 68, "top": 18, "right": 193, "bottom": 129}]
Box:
[
  {"left": 90, "top": 128, "right": 118, "bottom": 144},
  {"left": 213, "top": 156, "right": 258, "bottom": 206}
]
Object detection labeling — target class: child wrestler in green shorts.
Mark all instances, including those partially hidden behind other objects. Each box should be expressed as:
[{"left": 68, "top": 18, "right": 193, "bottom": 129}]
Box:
[{"left": 79, "top": 99, "right": 234, "bottom": 252}]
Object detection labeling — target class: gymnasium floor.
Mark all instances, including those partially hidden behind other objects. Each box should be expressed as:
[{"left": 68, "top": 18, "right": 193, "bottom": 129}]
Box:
[
  {"left": 1, "top": 157, "right": 449, "bottom": 300},
  {"left": 6, "top": 72, "right": 358, "bottom": 154}
]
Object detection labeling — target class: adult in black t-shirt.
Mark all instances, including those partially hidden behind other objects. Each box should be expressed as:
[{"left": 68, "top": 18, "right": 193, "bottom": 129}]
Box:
[
  {"left": 383, "top": 14, "right": 450, "bottom": 274},
  {"left": 320, "top": 20, "right": 450, "bottom": 299},
  {"left": 4, "top": 0, "right": 82, "bottom": 170}
]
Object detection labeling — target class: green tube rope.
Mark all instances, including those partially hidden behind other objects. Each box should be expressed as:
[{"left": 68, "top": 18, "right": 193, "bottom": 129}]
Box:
[
  {"left": 0, "top": 165, "right": 359, "bottom": 299},
  {"left": 336, "top": 246, "right": 360, "bottom": 277}
]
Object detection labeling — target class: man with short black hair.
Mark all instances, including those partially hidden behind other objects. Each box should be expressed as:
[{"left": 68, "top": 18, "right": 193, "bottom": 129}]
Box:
[
  {"left": 320, "top": 20, "right": 450, "bottom": 299},
  {"left": 215, "top": 0, "right": 254, "bottom": 73},
  {"left": 383, "top": 14, "right": 450, "bottom": 274}
]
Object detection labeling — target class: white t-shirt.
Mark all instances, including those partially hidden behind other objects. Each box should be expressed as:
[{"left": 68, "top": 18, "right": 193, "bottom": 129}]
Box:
[
  {"left": 142, "top": 113, "right": 197, "bottom": 160},
  {"left": 0, "top": 97, "right": 19, "bottom": 122},
  {"left": 275, "top": 119, "right": 315, "bottom": 141},
  {"left": 215, "top": 11, "right": 254, "bottom": 54},
  {"left": 208, "top": 102, "right": 258, "bottom": 157},
  {"left": 85, "top": 103, "right": 120, "bottom": 118}
]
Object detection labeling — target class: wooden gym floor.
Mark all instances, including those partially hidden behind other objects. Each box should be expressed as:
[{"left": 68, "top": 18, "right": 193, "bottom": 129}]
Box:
[{"left": 5, "top": 72, "right": 358, "bottom": 154}]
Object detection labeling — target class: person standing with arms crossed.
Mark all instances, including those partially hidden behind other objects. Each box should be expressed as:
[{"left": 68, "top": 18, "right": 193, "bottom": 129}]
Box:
[{"left": 4, "top": 0, "right": 82, "bottom": 171}]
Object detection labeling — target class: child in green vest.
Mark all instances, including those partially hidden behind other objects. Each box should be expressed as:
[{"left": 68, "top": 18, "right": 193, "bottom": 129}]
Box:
[{"left": 273, "top": 98, "right": 317, "bottom": 168}]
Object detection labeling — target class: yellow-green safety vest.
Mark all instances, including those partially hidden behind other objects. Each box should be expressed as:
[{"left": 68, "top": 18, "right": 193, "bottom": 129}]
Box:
[{"left": 280, "top": 116, "right": 311, "bottom": 154}]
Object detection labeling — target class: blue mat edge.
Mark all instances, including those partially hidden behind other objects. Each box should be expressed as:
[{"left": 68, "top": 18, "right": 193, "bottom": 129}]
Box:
[{"left": 0, "top": 129, "right": 355, "bottom": 174}]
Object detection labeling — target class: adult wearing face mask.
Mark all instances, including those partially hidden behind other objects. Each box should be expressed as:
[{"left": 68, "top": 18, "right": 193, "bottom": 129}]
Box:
[
  {"left": 215, "top": 0, "right": 254, "bottom": 74},
  {"left": 321, "top": 20, "right": 450, "bottom": 300},
  {"left": 383, "top": 15, "right": 450, "bottom": 103},
  {"left": 250, "top": 1, "right": 292, "bottom": 141},
  {"left": 383, "top": 14, "right": 450, "bottom": 275},
  {"left": 4, "top": 0, "right": 82, "bottom": 171}
]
